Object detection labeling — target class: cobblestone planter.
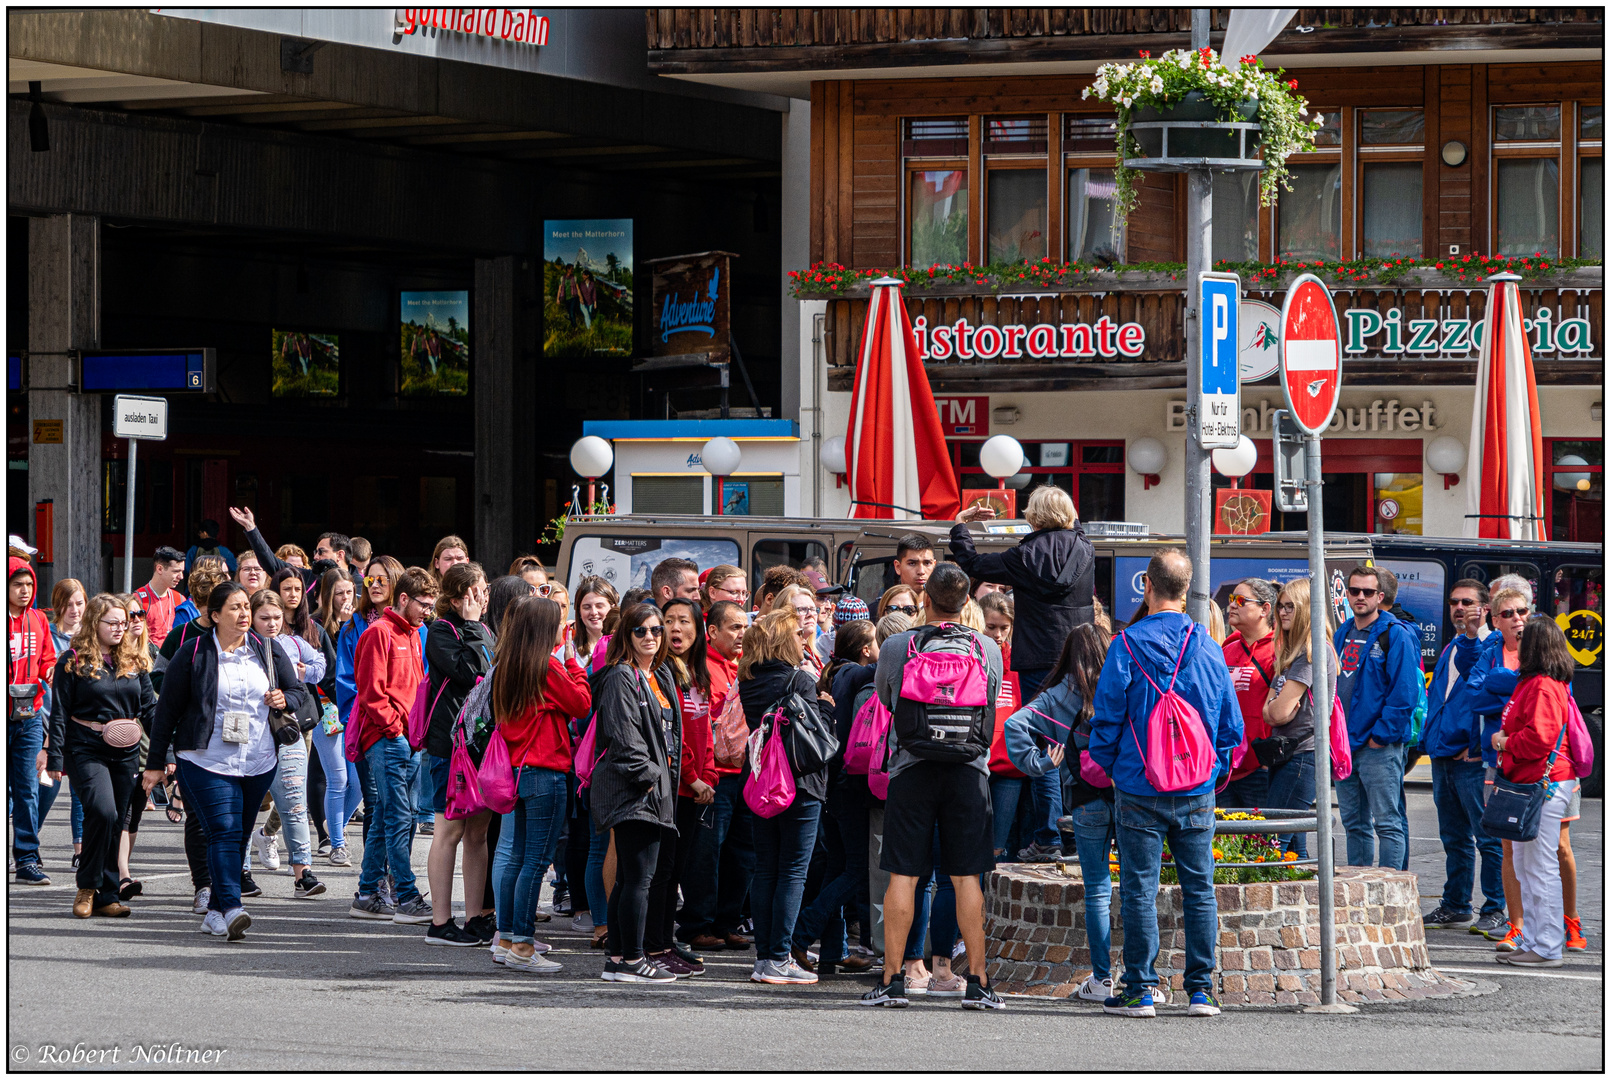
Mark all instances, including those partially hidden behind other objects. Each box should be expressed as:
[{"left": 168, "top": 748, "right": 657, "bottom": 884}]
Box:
[{"left": 985, "top": 863, "right": 1474, "bottom": 1006}]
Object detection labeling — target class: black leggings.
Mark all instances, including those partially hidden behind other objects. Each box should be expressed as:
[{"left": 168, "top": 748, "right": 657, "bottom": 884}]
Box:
[
  {"left": 64, "top": 738, "right": 140, "bottom": 905},
  {"left": 183, "top": 803, "right": 211, "bottom": 891},
  {"left": 306, "top": 740, "right": 329, "bottom": 842},
  {"left": 606, "top": 821, "right": 662, "bottom": 961},
  {"left": 566, "top": 781, "right": 591, "bottom": 912},
  {"left": 645, "top": 797, "right": 705, "bottom": 953}
]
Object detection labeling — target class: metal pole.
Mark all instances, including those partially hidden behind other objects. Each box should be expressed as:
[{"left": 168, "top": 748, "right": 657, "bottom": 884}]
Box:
[
  {"left": 1183, "top": 169, "right": 1213, "bottom": 620},
  {"left": 1305, "top": 434, "right": 1339, "bottom": 1007},
  {"left": 122, "top": 438, "right": 137, "bottom": 594}
]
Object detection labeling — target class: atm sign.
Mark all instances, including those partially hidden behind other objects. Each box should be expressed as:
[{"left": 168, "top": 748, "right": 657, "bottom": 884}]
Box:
[{"left": 936, "top": 396, "right": 989, "bottom": 437}]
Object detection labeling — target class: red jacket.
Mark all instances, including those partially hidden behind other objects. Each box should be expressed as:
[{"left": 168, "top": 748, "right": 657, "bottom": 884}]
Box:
[
  {"left": 8, "top": 558, "right": 56, "bottom": 716},
  {"left": 1222, "top": 631, "right": 1276, "bottom": 780},
  {"left": 989, "top": 642, "right": 1024, "bottom": 777},
  {"left": 354, "top": 607, "right": 425, "bottom": 754},
  {"left": 134, "top": 582, "right": 180, "bottom": 649},
  {"left": 676, "top": 682, "right": 718, "bottom": 797},
  {"left": 706, "top": 648, "right": 742, "bottom": 777},
  {"left": 1499, "top": 674, "right": 1576, "bottom": 784},
  {"left": 498, "top": 657, "right": 591, "bottom": 772}
]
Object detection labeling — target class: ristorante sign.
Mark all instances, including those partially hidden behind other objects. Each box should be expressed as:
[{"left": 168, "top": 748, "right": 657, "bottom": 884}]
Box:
[
  {"left": 912, "top": 315, "right": 1146, "bottom": 361},
  {"left": 395, "top": 8, "right": 549, "bottom": 44}
]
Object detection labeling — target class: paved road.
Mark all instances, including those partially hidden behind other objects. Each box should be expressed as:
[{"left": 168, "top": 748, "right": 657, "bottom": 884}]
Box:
[{"left": 7, "top": 786, "right": 1601, "bottom": 1070}]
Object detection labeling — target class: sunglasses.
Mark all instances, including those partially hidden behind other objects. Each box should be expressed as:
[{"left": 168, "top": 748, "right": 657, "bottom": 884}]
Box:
[
  {"left": 363, "top": 576, "right": 388, "bottom": 588},
  {"left": 631, "top": 625, "right": 664, "bottom": 639},
  {"left": 887, "top": 604, "right": 919, "bottom": 616},
  {"left": 535, "top": 583, "right": 553, "bottom": 597},
  {"left": 1496, "top": 606, "right": 1529, "bottom": 619},
  {"left": 1346, "top": 587, "right": 1380, "bottom": 598},
  {"left": 1449, "top": 597, "right": 1481, "bottom": 607},
  {"left": 1227, "top": 595, "right": 1264, "bottom": 610}
]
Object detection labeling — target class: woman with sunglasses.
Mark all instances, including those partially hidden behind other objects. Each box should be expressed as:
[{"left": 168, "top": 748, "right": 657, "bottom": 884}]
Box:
[
  {"left": 1467, "top": 585, "right": 1532, "bottom": 949},
  {"left": 312, "top": 567, "right": 360, "bottom": 867},
  {"left": 113, "top": 593, "right": 160, "bottom": 901},
  {"left": 1219, "top": 579, "right": 1278, "bottom": 810},
  {"left": 590, "top": 602, "right": 681, "bottom": 984},
  {"left": 45, "top": 593, "right": 155, "bottom": 919},
  {"left": 1262, "top": 578, "right": 1336, "bottom": 858},
  {"left": 877, "top": 585, "right": 920, "bottom": 623}
]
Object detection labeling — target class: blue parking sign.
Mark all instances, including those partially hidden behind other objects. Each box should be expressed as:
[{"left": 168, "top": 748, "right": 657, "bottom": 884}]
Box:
[{"left": 1197, "top": 272, "right": 1241, "bottom": 449}]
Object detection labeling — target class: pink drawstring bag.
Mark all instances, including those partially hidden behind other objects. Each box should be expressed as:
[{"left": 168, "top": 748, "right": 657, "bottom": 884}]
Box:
[
  {"left": 1566, "top": 697, "right": 1596, "bottom": 780},
  {"left": 843, "top": 694, "right": 892, "bottom": 775},
  {"left": 1121, "top": 629, "right": 1216, "bottom": 793},
  {"left": 867, "top": 727, "right": 892, "bottom": 799},
  {"left": 407, "top": 620, "right": 461, "bottom": 751},
  {"left": 1327, "top": 694, "right": 1353, "bottom": 781},
  {"left": 744, "top": 719, "right": 797, "bottom": 818},
  {"left": 1079, "top": 750, "right": 1112, "bottom": 789},
  {"left": 445, "top": 724, "right": 520, "bottom": 819},
  {"left": 574, "top": 716, "right": 600, "bottom": 789}
]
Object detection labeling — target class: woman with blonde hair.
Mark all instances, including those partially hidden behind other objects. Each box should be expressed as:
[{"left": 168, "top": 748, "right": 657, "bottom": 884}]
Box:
[
  {"left": 1262, "top": 577, "right": 1337, "bottom": 857},
  {"left": 44, "top": 593, "right": 156, "bottom": 919},
  {"left": 771, "top": 584, "right": 824, "bottom": 677},
  {"left": 876, "top": 584, "right": 920, "bottom": 622},
  {"left": 702, "top": 564, "right": 748, "bottom": 613},
  {"left": 38, "top": 578, "right": 88, "bottom": 862},
  {"left": 113, "top": 591, "right": 160, "bottom": 900}
]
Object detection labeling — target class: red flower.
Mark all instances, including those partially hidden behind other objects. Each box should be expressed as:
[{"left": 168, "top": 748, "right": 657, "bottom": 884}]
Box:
[
  {"left": 1240, "top": 54, "right": 1257, "bottom": 65},
  {"left": 1436, "top": 262, "right": 1445, "bottom": 269},
  {"left": 1287, "top": 80, "right": 1299, "bottom": 90},
  {"left": 1139, "top": 49, "right": 1151, "bottom": 58}
]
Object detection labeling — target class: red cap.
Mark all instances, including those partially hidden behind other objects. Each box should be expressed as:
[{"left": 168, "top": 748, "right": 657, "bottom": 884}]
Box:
[{"left": 698, "top": 568, "right": 713, "bottom": 587}]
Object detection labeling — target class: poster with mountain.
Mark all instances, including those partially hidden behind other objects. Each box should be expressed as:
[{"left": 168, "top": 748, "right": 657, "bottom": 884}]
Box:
[
  {"left": 544, "top": 219, "right": 633, "bottom": 359},
  {"left": 400, "top": 291, "right": 470, "bottom": 395},
  {"left": 271, "top": 330, "right": 340, "bottom": 396}
]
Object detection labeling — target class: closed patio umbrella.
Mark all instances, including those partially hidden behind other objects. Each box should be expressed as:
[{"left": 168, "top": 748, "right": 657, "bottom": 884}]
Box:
[{"left": 1465, "top": 272, "right": 1547, "bottom": 540}]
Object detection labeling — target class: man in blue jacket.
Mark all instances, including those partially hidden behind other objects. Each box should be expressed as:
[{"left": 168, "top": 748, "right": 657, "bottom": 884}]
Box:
[
  {"left": 1089, "top": 550, "right": 1241, "bottom": 1019},
  {"left": 1420, "top": 579, "right": 1506, "bottom": 937},
  {"left": 1332, "top": 565, "right": 1423, "bottom": 871}
]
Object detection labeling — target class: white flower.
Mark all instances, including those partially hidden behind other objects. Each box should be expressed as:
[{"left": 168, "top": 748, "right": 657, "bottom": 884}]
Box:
[
  {"left": 1299, "top": 107, "right": 1308, "bottom": 116},
  {"left": 1122, "top": 96, "right": 1132, "bottom": 108}
]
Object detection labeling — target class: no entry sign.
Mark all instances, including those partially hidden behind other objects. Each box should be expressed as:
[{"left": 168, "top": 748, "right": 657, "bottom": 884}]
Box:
[{"left": 1279, "top": 274, "right": 1342, "bottom": 434}]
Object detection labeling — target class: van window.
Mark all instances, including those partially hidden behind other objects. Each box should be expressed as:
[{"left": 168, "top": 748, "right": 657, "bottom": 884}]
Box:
[
  {"left": 567, "top": 535, "right": 739, "bottom": 597},
  {"left": 752, "top": 539, "right": 829, "bottom": 594},
  {"left": 850, "top": 557, "right": 896, "bottom": 611},
  {"left": 1551, "top": 564, "right": 1604, "bottom": 671},
  {"left": 1457, "top": 560, "right": 1543, "bottom": 605}
]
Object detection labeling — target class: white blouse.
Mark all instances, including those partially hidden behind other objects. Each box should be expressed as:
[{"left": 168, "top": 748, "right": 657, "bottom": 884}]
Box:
[{"left": 177, "top": 632, "right": 277, "bottom": 778}]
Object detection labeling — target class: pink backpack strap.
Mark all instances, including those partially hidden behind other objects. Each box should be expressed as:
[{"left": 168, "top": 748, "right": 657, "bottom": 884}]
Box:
[
  {"left": 1026, "top": 705, "right": 1071, "bottom": 733},
  {"left": 1166, "top": 625, "right": 1194, "bottom": 695},
  {"left": 1119, "top": 631, "right": 1165, "bottom": 697}
]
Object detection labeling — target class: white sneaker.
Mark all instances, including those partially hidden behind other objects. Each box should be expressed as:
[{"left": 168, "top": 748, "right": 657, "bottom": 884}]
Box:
[
  {"left": 192, "top": 887, "right": 212, "bottom": 915},
  {"left": 503, "top": 950, "right": 563, "bottom": 973},
  {"left": 491, "top": 940, "right": 509, "bottom": 965},
  {"left": 1075, "top": 974, "right": 1113, "bottom": 1002},
  {"left": 199, "top": 910, "right": 227, "bottom": 936},
  {"left": 222, "top": 907, "right": 251, "bottom": 941},
  {"left": 252, "top": 828, "right": 281, "bottom": 871},
  {"left": 571, "top": 913, "right": 595, "bottom": 933}
]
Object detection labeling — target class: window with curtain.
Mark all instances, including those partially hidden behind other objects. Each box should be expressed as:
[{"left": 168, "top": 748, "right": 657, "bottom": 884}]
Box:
[
  {"left": 1278, "top": 162, "right": 1342, "bottom": 260},
  {"left": 1361, "top": 162, "right": 1423, "bottom": 257},
  {"left": 908, "top": 168, "right": 969, "bottom": 267},
  {"left": 1582, "top": 158, "right": 1603, "bottom": 258},
  {"left": 986, "top": 169, "right": 1047, "bottom": 262},
  {"left": 1496, "top": 158, "right": 1560, "bottom": 256},
  {"left": 1066, "top": 168, "right": 1124, "bottom": 263},
  {"left": 1211, "top": 170, "right": 1259, "bottom": 261}
]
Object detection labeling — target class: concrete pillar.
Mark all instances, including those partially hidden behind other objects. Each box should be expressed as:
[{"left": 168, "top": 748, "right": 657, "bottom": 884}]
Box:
[
  {"left": 779, "top": 95, "right": 811, "bottom": 422},
  {"left": 472, "top": 255, "right": 536, "bottom": 575},
  {"left": 28, "top": 214, "right": 102, "bottom": 595}
]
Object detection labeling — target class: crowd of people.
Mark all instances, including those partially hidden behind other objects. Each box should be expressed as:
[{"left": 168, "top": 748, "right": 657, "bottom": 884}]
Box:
[{"left": 5, "top": 482, "right": 1591, "bottom": 1008}]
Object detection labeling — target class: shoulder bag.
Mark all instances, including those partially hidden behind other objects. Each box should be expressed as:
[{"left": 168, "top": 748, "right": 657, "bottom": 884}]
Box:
[
  {"left": 1479, "top": 722, "right": 1567, "bottom": 843},
  {"left": 261, "top": 637, "right": 304, "bottom": 747}
]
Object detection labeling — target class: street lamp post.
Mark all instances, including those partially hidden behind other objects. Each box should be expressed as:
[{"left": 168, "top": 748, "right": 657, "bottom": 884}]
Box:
[
  {"left": 569, "top": 435, "right": 614, "bottom": 513},
  {"left": 701, "top": 436, "right": 743, "bottom": 516},
  {"left": 979, "top": 434, "right": 1025, "bottom": 494}
]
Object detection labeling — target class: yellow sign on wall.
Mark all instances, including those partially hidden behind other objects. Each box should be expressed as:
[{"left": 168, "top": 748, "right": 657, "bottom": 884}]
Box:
[{"left": 32, "top": 420, "right": 62, "bottom": 444}]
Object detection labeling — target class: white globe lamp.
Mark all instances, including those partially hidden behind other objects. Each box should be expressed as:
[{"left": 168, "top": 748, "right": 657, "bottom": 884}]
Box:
[
  {"left": 979, "top": 435, "right": 1026, "bottom": 489},
  {"left": 701, "top": 436, "right": 744, "bottom": 516},
  {"left": 1425, "top": 436, "right": 1467, "bottom": 490},
  {"left": 1552, "top": 454, "right": 1590, "bottom": 493},
  {"left": 1128, "top": 436, "right": 1167, "bottom": 490},
  {"left": 820, "top": 436, "right": 847, "bottom": 477},
  {"left": 570, "top": 435, "right": 614, "bottom": 511},
  {"left": 1211, "top": 435, "right": 1258, "bottom": 482}
]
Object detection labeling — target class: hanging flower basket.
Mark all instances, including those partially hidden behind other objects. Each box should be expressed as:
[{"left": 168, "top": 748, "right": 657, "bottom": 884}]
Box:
[{"left": 1083, "top": 48, "right": 1322, "bottom": 229}]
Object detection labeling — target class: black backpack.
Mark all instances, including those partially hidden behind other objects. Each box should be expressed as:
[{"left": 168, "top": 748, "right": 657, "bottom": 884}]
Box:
[{"left": 890, "top": 623, "right": 993, "bottom": 764}]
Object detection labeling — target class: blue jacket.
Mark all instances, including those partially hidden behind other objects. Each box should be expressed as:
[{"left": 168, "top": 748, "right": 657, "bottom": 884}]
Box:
[
  {"left": 1332, "top": 609, "right": 1422, "bottom": 749},
  {"left": 1465, "top": 633, "right": 1519, "bottom": 769},
  {"left": 1420, "top": 633, "right": 1487, "bottom": 759},
  {"left": 1089, "top": 611, "right": 1241, "bottom": 798},
  {"left": 336, "top": 610, "right": 428, "bottom": 724},
  {"left": 1004, "top": 678, "right": 1082, "bottom": 778},
  {"left": 172, "top": 598, "right": 200, "bottom": 630}
]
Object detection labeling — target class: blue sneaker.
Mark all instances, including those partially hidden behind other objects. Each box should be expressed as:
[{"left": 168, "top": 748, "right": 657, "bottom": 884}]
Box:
[
  {"left": 1102, "top": 988, "right": 1157, "bottom": 1017},
  {"left": 14, "top": 862, "right": 50, "bottom": 886},
  {"left": 1187, "top": 990, "right": 1221, "bottom": 1017}
]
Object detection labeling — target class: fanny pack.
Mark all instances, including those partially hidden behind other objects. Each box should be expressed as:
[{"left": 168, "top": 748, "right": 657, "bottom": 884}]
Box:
[
  {"left": 73, "top": 717, "right": 144, "bottom": 749},
  {"left": 1250, "top": 735, "right": 1301, "bottom": 770}
]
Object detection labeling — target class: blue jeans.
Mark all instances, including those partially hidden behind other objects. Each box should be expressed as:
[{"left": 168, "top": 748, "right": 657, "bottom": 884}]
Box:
[
  {"left": 412, "top": 748, "right": 435, "bottom": 827},
  {"left": 359, "top": 736, "right": 421, "bottom": 902},
  {"left": 1264, "top": 751, "right": 1315, "bottom": 858},
  {"left": 494, "top": 768, "right": 567, "bottom": 944},
  {"left": 989, "top": 774, "right": 1038, "bottom": 861},
  {"left": 258, "top": 738, "right": 312, "bottom": 868},
  {"left": 8, "top": 717, "right": 44, "bottom": 867},
  {"left": 311, "top": 726, "right": 361, "bottom": 849},
  {"left": 791, "top": 789, "right": 868, "bottom": 962},
  {"left": 1071, "top": 799, "right": 1117, "bottom": 981},
  {"left": 1114, "top": 790, "right": 1218, "bottom": 994},
  {"left": 1336, "top": 742, "right": 1408, "bottom": 869},
  {"left": 1217, "top": 767, "right": 1270, "bottom": 810},
  {"left": 679, "top": 772, "right": 756, "bottom": 937},
  {"left": 1015, "top": 668, "right": 1064, "bottom": 849},
  {"left": 37, "top": 780, "right": 83, "bottom": 844},
  {"left": 176, "top": 759, "right": 276, "bottom": 914},
  {"left": 585, "top": 810, "right": 610, "bottom": 922},
  {"left": 750, "top": 796, "right": 822, "bottom": 961},
  {"left": 1431, "top": 756, "right": 1505, "bottom": 917}
]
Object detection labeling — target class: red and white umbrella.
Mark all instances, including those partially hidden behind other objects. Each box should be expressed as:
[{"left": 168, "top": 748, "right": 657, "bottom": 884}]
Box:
[
  {"left": 845, "top": 277, "right": 961, "bottom": 520},
  {"left": 1465, "top": 272, "right": 1547, "bottom": 540}
]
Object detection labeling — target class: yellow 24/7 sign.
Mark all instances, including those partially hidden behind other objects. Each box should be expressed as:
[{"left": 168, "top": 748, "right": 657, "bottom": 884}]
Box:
[{"left": 1556, "top": 609, "right": 1604, "bottom": 667}]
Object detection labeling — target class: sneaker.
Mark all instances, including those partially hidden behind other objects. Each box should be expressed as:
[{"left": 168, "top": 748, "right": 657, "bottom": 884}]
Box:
[
  {"left": 327, "top": 846, "right": 352, "bottom": 867},
  {"left": 252, "top": 828, "right": 281, "bottom": 871},
  {"left": 1469, "top": 911, "right": 1507, "bottom": 938},
  {"left": 239, "top": 871, "right": 263, "bottom": 899},
  {"left": 552, "top": 889, "right": 573, "bottom": 916},
  {"left": 490, "top": 940, "right": 509, "bottom": 965},
  {"left": 315, "top": 839, "right": 333, "bottom": 859},
  {"left": 223, "top": 906, "right": 251, "bottom": 941},
  {"left": 613, "top": 957, "right": 677, "bottom": 984},
  {"left": 503, "top": 949, "right": 563, "bottom": 973},
  {"left": 417, "top": 821, "right": 435, "bottom": 837},
  {"left": 1103, "top": 988, "right": 1159, "bottom": 1018},
  {"left": 905, "top": 971, "right": 931, "bottom": 996},
  {"left": 1150, "top": 985, "right": 1170, "bottom": 1006},
  {"left": 294, "top": 871, "right": 327, "bottom": 899},
  {"left": 774, "top": 959, "right": 819, "bottom": 984},
  {"left": 962, "top": 976, "right": 1005, "bottom": 1010},
  {"left": 1016, "top": 840, "right": 1063, "bottom": 862},
  {"left": 14, "top": 862, "right": 50, "bottom": 886},
  {"left": 349, "top": 893, "right": 396, "bottom": 920},
  {"left": 393, "top": 896, "right": 433, "bottom": 925},
  {"left": 425, "top": 920, "right": 481, "bottom": 946},
  {"left": 200, "top": 910, "right": 227, "bottom": 937},
  {"left": 530, "top": 939, "right": 554, "bottom": 955},
  {"left": 1422, "top": 905, "right": 1477, "bottom": 930},
  {"left": 1494, "top": 922, "right": 1524, "bottom": 952},
  {"left": 571, "top": 912, "right": 596, "bottom": 933},
  {"left": 380, "top": 873, "right": 398, "bottom": 909},
  {"left": 649, "top": 950, "right": 693, "bottom": 977},
  {"left": 192, "top": 887, "right": 212, "bottom": 915},
  {"left": 670, "top": 944, "right": 705, "bottom": 976},
  {"left": 1566, "top": 916, "right": 1588, "bottom": 952},
  {"left": 465, "top": 913, "right": 497, "bottom": 945},
  {"left": 1075, "top": 974, "right": 1113, "bottom": 1002},
  {"left": 859, "top": 975, "right": 910, "bottom": 1007},
  {"left": 1500, "top": 949, "right": 1565, "bottom": 968},
  {"left": 928, "top": 972, "right": 966, "bottom": 997},
  {"left": 1187, "top": 990, "right": 1222, "bottom": 1016}
]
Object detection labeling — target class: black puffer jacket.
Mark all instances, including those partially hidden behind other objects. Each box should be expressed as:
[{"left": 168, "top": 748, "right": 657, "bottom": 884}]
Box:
[
  {"left": 738, "top": 660, "right": 828, "bottom": 803},
  {"left": 949, "top": 520, "right": 1095, "bottom": 672},
  {"left": 589, "top": 662, "right": 682, "bottom": 836}
]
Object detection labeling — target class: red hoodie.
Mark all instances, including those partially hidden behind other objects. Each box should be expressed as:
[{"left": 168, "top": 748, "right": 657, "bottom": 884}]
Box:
[
  {"left": 1499, "top": 674, "right": 1576, "bottom": 784},
  {"left": 1222, "top": 630, "right": 1276, "bottom": 781},
  {"left": 354, "top": 607, "right": 425, "bottom": 754},
  {"left": 498, "top": 657, "right": 592, "bottom": 772},
  {"left": 676, "top": 680, "right": 718, "bottom": 797},
  {"left": 8, "top": 557, "right": 56, "bottom": 716}
]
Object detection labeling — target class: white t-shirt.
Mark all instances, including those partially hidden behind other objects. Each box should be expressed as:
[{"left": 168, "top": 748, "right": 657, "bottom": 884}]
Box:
[{"left": 177, "top": 633, "right": 277, "bottom": 778}]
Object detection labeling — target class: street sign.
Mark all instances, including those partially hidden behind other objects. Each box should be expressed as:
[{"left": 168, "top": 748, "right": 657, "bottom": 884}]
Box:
[
  {"left": 1279, "top": 274, "right": 1343, "bottom": 434},
  {"left": 1197, "top": 271, "right": 1241, "bottom": 450},
  {"left": 112, "top": 395, "right": 169, "bottom": 441},
  {"left": 1270, "top": 409, "right": 1309, "bottom": 512}
]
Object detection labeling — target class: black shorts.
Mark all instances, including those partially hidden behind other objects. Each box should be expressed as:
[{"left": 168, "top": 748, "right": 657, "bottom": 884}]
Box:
[{"left": 879, "top": 761, "right": 994, "bottom": 878}]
